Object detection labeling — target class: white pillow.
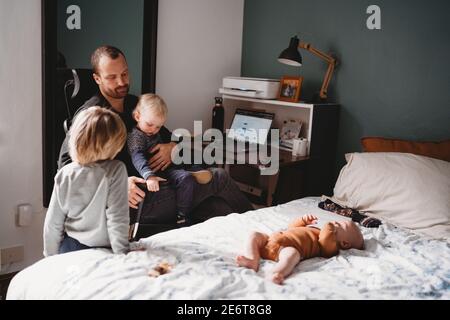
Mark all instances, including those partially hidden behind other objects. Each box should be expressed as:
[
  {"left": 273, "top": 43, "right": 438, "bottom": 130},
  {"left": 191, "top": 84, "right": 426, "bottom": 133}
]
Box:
[{"left": 330, "top": 152, "right": 450, "bottom": 239}]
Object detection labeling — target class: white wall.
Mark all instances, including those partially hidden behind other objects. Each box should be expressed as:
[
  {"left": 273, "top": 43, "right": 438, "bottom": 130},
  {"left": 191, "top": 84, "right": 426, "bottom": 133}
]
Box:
[
  {"left": 0, "top": 0, "right": 45, "bottom": 274},
  {"left": 156, "top": 0, "right": 244, "bottom": 133}
]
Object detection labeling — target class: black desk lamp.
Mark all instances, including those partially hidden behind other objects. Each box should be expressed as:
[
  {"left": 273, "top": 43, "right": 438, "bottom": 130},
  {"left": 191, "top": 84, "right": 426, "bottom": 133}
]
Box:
[{"left": 278, "top": 36, "right": 337, "bottom": 100}]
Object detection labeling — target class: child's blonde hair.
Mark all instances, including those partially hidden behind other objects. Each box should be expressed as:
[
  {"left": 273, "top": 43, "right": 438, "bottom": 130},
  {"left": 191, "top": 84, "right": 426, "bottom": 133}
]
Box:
[
  {"left": 133, "top": 93, "right": 168, "bottom": 119},
  {"left": 68, "top": 106, "right": 127, "bottom": 165}
]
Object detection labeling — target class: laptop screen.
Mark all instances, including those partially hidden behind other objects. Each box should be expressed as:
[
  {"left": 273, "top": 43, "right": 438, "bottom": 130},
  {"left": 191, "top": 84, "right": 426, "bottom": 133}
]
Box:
[{"left": 227, "top": 108, "right": 274, "bottom": 145}]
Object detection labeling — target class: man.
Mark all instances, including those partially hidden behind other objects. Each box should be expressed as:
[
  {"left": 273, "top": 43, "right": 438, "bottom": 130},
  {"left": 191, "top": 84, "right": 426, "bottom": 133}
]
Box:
[{"left": 58, "top": 45, "right": 253, "bottom": 236}]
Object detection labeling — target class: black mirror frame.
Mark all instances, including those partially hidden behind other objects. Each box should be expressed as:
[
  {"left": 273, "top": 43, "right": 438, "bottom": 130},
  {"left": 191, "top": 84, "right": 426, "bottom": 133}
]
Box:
[{"left": 41, "top": 0, "right": 158, "bottom": 207}]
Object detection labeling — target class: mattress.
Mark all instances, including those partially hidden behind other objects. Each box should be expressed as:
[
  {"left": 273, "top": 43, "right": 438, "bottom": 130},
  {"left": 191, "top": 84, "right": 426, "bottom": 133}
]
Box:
[{"left": 7, "top": 197, "right": 450, "bottom": 299}]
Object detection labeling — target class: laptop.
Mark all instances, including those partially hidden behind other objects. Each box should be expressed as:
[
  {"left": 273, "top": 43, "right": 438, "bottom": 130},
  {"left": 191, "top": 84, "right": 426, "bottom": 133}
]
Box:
[{"left": 226, "top": 108, "right": 275, "bottom": 152}]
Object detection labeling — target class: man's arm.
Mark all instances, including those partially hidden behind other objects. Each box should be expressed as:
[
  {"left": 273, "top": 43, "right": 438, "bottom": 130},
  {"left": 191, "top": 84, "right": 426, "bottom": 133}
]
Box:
[
  {"left": 128, "top": 176, "right": 146, "bottom": 209},
  {"left": 148, "top": 142, "right": 177, "bottom": 172}
]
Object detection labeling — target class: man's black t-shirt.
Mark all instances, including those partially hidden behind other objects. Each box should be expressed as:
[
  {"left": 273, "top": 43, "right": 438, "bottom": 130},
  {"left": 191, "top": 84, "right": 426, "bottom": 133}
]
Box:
[{"left": 57, "top": 93, "right": 173, "bottom": 177}]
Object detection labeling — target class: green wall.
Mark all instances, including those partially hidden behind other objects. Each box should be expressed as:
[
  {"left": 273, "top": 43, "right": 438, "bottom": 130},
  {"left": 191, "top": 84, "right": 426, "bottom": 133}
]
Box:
[
  {"left": 242, "top": 0, "right": 450, "bottom": 174},
  {"left": 57, "top": 0, "right": 144, "bottom": 95}
]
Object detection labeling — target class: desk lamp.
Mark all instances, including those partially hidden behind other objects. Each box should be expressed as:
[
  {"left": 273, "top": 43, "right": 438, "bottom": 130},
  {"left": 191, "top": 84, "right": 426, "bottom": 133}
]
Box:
[{"left": 278, "top": 36, "right": 337, "bottom": 100}]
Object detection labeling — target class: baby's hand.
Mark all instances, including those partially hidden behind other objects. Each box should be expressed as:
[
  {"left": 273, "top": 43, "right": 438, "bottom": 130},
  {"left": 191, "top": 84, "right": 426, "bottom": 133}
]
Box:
[
  {"left": 146, "top": 176, "right": 167, "bottom": 192},
  {"left": 302, "top": 214, "right": 318, "bottom": 225}
]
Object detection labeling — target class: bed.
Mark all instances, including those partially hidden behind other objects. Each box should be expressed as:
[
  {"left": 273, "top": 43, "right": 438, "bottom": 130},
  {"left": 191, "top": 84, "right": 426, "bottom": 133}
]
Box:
[
  {"left": 7, "top": 196, "right": 450, "bottom": 300},
  {"left": 8, "top": 139, "right": 450, "bottom": 300}
]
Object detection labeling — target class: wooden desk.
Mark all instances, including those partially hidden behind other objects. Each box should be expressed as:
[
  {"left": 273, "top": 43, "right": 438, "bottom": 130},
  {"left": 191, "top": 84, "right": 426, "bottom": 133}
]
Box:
[
  {"left": 221, "top": 96, "right": 340, "bottom": 200},
  {"left": 190, "top": 139, "right": 310, "bottom": 206},
  {"left": 225, "top": 148, "right": 309, "bottom": 207}
]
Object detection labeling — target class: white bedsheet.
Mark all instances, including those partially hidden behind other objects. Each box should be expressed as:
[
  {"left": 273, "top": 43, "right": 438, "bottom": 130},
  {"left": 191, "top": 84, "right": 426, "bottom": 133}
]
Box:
[{"left": 7, "top": 198, "right": 450, "bottom": 299}]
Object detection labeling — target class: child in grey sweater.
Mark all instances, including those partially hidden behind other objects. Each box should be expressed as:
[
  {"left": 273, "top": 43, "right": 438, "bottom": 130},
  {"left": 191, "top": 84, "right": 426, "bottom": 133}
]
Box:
[{"left": 43, "top": 106, "right": 130, "bottom": 256}]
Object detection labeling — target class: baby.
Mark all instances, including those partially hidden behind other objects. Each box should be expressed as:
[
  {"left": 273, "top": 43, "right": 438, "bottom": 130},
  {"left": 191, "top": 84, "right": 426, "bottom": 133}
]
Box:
[
  {"left": 236, "top": 214, "right": 364, "bottom": 284},
  {"left": 127, "top": 94, "right": 212, "bottom": 225}
]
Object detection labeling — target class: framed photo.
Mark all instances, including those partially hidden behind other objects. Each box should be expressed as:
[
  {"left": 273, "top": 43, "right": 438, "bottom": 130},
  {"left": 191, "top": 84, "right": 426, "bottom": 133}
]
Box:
[
  {"left": 278, "top": 76, "right": 303, "bottom": 102},
  {"left": 280, "top": 119, "right": 302, "bottom": 149}
]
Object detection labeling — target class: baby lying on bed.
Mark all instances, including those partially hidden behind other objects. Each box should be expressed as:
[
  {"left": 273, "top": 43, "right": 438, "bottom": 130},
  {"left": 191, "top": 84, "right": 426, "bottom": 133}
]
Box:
[{"left": 236, "top": 214, "right": 364, "bottom": 285}]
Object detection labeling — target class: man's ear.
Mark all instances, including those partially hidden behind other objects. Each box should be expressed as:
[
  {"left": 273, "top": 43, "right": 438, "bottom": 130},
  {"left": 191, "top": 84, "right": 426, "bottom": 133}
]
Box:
[
  {"left": 134, "top": 111, "right": 140, "bottom": 122},
  {"left": 93, "top": 73, "right": 101, "bottom": 85},
  {"left": 340, "top": 240, "right": 351, "bottom": 250}
]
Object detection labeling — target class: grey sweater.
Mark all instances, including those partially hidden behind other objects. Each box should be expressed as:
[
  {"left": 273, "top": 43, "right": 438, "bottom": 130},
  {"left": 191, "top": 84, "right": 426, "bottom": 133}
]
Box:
[{"left": 43, "top": 160, "right": 130, "bottom": 256}]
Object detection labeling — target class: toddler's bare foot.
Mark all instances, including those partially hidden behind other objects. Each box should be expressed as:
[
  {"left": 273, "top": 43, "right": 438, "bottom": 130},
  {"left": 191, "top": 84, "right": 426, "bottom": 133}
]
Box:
[
  {"left": 236, "top": 255, "right": 259, "bottom": 272},
  {"left": 270, "top": 272, "right": 284, "bottom": 285}
]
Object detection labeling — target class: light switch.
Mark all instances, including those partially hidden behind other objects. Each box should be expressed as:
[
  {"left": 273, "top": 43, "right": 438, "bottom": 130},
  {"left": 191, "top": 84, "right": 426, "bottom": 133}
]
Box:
[{"left": 17, "top": 204, "right": 33, "bottom": 227}]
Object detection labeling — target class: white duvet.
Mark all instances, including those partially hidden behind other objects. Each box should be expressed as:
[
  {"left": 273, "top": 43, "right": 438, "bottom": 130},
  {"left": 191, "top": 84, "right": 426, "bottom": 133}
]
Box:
[{"left": 7, "top": 198, "right": 450, "bottom": 299}]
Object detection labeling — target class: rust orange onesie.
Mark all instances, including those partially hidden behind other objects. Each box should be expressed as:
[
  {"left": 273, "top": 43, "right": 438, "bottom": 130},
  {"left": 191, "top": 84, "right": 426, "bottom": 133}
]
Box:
[{"left": 260, "top": 217, "right": 339, "bottom": 261}]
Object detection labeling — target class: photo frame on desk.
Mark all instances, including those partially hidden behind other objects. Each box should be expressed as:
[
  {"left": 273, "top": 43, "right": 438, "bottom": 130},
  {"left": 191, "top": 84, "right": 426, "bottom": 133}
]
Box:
[
  {"left": 278, "top": 76, "right": 303, "bottom": 102},
  {"left": 280, "top": 119, "right": 302, "bottom": 150}
]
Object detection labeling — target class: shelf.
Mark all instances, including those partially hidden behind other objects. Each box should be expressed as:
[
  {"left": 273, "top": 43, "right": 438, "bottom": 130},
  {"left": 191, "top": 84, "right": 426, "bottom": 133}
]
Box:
[
  {"left": 222, "top": 94, "right": 314, "bottom": 109},
  {"left": 222, "top": 95, "right": 338, "bottom": 108}
]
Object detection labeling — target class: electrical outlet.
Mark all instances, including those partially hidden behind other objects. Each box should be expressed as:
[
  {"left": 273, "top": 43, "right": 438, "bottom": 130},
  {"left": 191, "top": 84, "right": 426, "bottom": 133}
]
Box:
[{"left": 0, "top": 246, "right": 24, "bottom": 265}]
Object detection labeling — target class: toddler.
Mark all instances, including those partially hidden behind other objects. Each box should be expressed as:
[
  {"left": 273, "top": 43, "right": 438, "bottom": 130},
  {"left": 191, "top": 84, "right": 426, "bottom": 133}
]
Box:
[
  {"left": 44, "top": 106, "right": 129, "bottom": 256},
  {"left": 127, "top": 94, "right": 212, "bottom": 225}
]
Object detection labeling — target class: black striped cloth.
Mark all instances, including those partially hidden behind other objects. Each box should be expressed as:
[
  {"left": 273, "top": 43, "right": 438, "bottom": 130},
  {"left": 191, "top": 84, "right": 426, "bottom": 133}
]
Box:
[{"left": 318, "top": 199, "right": 382, "bottom": 228}]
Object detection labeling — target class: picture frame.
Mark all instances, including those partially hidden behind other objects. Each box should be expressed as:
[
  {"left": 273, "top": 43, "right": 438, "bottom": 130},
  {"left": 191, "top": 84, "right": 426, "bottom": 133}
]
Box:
[
  {"left": 279, "top": 119, "right": 302, "bottom": 150},
  {"left": 278, "top": 76, "right": 303, "bottom": 102}
]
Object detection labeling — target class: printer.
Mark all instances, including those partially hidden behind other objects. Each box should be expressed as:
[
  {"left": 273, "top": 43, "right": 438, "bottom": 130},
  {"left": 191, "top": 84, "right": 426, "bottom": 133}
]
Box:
[{"left": 219, "top": 77, "right": 280, "bottom": 99}]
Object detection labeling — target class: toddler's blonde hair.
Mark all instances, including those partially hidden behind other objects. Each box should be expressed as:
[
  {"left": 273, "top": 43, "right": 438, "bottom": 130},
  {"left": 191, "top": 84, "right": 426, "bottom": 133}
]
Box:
[
  {"left": 68, "top": 106, "right": 127, "bottom": 165},
  {"left": 133, "top": 93, "right": 168, "bottom": 119}
]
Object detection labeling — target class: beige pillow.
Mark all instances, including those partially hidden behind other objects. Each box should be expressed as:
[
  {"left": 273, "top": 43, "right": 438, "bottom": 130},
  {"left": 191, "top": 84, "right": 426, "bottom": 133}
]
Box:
[{"left": 331, "top": 152, "right": 450, "bottom": 239}]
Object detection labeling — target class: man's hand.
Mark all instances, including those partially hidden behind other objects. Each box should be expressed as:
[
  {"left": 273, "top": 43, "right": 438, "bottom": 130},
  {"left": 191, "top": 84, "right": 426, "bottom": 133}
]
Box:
[
  {"left": 128, "top": 176, "right": 146, "bottom": 209},
  {"left": 302, "top": 214, "right": 318, "bottom": 226},
  {"left": 146, "top": 176, "right": 167, "bottom": 192},
  {"left": 149, "top": 142, "right": 177, "bottom": 172}
]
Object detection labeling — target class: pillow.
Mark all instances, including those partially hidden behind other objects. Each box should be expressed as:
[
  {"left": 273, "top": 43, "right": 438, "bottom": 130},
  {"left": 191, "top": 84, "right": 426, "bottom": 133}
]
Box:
[
  {"left": 361, "top": 137, "right": 450, "bottom": 162},
  {"left": 330, "top": 152, "right": 450, "bottom": 239}
]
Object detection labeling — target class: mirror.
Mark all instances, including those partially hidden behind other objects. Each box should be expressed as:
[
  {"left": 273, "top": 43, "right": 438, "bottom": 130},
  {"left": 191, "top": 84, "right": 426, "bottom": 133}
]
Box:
[{"left": 42, "top": 0, "right": 158, "bottom": 206}]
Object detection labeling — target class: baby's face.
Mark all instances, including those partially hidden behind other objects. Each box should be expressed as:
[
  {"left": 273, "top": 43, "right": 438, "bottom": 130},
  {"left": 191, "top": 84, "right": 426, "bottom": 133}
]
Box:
[
  {"left": 136, "top": 110, "right": 166, "bottom": 136},
  {"left": 331, "top": 221, "right": 364, "bottom": 249}
]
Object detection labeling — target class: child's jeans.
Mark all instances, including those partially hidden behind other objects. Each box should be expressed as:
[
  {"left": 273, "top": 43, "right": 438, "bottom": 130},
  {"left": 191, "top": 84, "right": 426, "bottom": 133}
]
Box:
[
  {"left": 59, "top": 233, "right": 91, "bottom": 254},
  {"left": 160, "top": 168, "right": 197, "bottom": 224}
]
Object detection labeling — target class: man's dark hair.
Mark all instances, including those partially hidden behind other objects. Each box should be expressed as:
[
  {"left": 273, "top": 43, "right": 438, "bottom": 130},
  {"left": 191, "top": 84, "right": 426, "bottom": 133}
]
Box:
[{"left": 91, "top": 45, "right": 126, "bottom": 74}]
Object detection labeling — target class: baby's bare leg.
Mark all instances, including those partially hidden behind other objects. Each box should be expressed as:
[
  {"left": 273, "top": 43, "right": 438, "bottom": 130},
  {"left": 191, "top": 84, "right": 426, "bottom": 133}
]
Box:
[
  {"left": 236, "top": 231, "right": 269, "bottom": 272},
  {"left": 269, "top": 247, "right": 301, "bottom": 285}
]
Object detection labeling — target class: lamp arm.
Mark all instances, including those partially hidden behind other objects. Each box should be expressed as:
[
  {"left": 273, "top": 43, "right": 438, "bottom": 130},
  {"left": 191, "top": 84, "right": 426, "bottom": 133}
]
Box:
[{"left": 299, "top": 42, "right": 337, "bottom": 99}]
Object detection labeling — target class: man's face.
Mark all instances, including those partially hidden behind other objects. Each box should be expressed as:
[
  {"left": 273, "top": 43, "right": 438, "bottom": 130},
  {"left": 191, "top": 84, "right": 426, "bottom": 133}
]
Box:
[{"left": 93, "top": 54, "right": 130, "bottom": 99}]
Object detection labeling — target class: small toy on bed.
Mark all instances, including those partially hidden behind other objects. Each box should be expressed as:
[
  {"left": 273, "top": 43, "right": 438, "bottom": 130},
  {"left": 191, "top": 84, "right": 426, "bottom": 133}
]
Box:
[{"left": 148, "top": 262, "right": 173, "bottom": 277}]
